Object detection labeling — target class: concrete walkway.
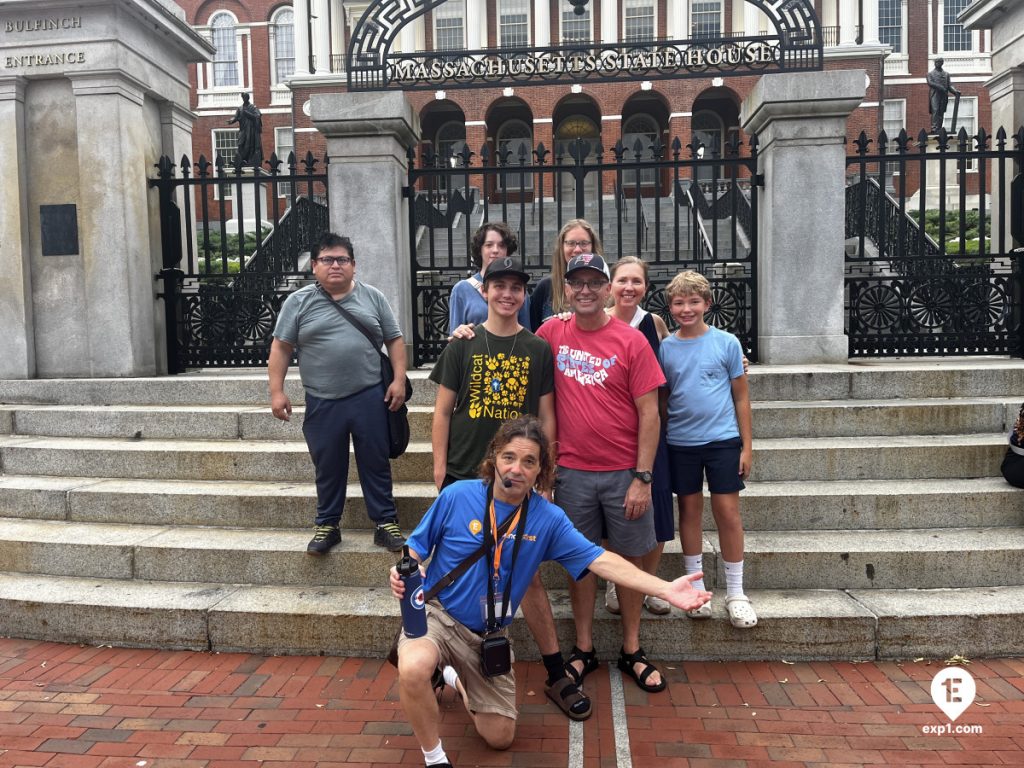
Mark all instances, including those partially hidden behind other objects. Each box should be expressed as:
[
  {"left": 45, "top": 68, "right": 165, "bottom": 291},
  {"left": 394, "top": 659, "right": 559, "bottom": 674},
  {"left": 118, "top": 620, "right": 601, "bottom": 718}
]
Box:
[{"left": 0, "top": 639, "right": 1021, "bottom": 767}]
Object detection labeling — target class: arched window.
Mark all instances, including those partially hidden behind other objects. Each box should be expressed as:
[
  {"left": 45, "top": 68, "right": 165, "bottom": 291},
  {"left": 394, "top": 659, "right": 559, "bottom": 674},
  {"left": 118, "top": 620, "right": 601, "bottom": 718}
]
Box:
[
  {"left": 270, "top": 7, "right": 295, "bottom": 85},
  {"left": 211, "top": 12, "right": 239, "bottom": 87},
  {"left": 622, "top": 114, "right": 659, "bottom": 186},
  {"left": 692, "top": 110, "right": 725, "bottom": 183},
  {"left": 436, "top": 120, "right": 467, "bottom": 164},
  {"left": 497, "top": 119, "right": 533, "bottom": 189}
]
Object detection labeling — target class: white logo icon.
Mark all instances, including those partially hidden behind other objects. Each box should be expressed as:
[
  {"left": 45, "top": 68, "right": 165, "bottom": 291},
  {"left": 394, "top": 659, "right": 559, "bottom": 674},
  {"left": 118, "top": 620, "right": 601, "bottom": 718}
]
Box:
[{"left": 930, "top": 667, "right": 975, "bottom": 722}]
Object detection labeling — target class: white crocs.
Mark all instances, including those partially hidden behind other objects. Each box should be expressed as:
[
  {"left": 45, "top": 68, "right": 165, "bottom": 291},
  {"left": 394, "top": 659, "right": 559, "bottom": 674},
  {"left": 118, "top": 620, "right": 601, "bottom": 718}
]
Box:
[
  {"left": 725, "top": 595, "right": 758, "bottom": 628},
  {"left": 686, "top": 602, "right": 712, "bottom": 619}
]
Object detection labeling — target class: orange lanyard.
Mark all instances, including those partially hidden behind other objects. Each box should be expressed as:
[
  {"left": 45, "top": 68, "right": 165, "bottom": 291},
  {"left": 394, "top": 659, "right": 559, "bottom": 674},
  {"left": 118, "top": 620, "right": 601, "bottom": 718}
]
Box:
[{"left": 488, "top": 499, "right": 523, "bottom": 583}]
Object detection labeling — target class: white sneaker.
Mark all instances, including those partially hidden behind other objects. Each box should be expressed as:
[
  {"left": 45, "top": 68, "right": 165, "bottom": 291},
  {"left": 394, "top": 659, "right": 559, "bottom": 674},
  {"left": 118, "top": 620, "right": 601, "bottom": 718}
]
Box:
[
  {"left": 644, "top": 594, "right": 671, "bottom": 615},
  {"left": 604, "top": 582, "right": 621, "bottom": 615}
]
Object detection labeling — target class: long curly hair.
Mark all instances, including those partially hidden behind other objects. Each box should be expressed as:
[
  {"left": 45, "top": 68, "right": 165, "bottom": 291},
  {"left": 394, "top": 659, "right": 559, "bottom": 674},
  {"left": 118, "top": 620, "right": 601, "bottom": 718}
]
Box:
[{"left": 478, "top": 415, "right": 555, "bottom": 493}]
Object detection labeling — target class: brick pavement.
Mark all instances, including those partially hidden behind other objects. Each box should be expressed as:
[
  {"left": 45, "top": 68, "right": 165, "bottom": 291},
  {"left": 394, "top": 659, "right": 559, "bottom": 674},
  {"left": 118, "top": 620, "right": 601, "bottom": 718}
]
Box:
[{"left": 0, "top": 638, "right": 1021, "bottom": 767}]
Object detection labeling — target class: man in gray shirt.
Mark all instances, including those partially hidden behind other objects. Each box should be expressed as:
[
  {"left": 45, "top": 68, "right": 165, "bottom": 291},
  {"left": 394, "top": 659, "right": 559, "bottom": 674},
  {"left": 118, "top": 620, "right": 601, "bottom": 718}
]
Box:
[{"left": 268, "top": 233, "right": 408, "bottom": 554}]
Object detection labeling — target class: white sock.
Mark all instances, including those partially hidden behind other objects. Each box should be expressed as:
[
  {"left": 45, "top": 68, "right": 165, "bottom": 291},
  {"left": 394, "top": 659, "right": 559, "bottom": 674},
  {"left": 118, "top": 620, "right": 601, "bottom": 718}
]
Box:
[
  {"left": 683, "top": 554, "right": 705, "bottom": 592},
  {"left": 423, "top": 740, "right": 449, "bottom": 766},
  {"left": 722, "top": 559, "right": 745, "bottom": 597},
  {"left": 442, "top": 665, "right": 460, "bottom": 689}
]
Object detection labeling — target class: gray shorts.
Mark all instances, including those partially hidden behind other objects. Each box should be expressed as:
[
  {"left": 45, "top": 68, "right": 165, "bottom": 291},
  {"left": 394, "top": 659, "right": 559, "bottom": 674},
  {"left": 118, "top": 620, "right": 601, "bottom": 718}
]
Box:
[{"left": 555, "top": 466, "right": 656, "bottom": 558}]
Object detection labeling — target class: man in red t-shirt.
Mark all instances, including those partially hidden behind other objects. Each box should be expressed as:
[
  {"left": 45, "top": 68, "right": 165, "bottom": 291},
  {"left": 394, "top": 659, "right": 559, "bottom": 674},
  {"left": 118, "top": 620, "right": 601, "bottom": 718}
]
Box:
[{"left": 536, "top": 253, "right": 669, "bottom": 694}]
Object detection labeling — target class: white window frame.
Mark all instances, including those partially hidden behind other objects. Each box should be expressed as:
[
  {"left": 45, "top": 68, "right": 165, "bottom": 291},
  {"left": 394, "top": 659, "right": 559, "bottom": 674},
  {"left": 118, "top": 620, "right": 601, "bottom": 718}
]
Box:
[
  {"left": 943, "top": 95, "right": 978, "bottom": 173},
  {"left": 212, "top": 128, "right": 240, "bottom": 200},
  {"left": 275, "top": 126, "right": 295, "bottom": 197},
  {"left": 433, "top": 0, "right": 466, "bottom": 52},
  {"left": 498, "top": 0, "right": 531, "bottom": 48},
  {"left": 882, "top": 98, "right": 906, "bottom": 175},
  {"left": 622, "top": 113, "right": 659, "bottom": 186},
  {"left": 559, "top": 0, "right": 592, "bottom": 44},
  {"left": 691, "top": 1, "right": 723, "bottom": 40},
  {"left": 269, "top": 7, "right": 295, "bottom": 88},
  {"left": 940, "top": 0, "right": 974, "bottom": 54},
  {"left": 623, "top": 0, "right": 656, "bottom": 43},
  {"left": 196, "top": 10, "right": 252, "bottom": 110}
]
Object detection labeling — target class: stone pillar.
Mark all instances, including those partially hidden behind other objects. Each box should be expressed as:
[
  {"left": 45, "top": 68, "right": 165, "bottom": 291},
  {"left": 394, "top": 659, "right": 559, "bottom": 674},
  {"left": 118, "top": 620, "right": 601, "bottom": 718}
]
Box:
[
  {"left": 312, "top": 0, "right": 331, "bottom": 73},
  {"left": 743, "top": 2, "right": 760, "bottom": 35},
  {"left": 467, "top": 0, "right": 482, "bottom": 49},
  {"left": 601, "top": 0, "right": 617, "bottom": 43},
  {"left": 64, "top": 72, "right": 158, "bottom": 376},
  {"left": 312, "top": 93, "right": 420, "bottom": 357},
  {"left": 400, "top": 14, "right": 416, "bottom": 53},
  {"left": 533, "top": 0, "right": 550, "bottom": 46},
  {"left": 294, "top": 0, "right": 312, "bottom": 75},
  {"left": 668, "top": 0, "right": 689, "bottom": 39},
  {"left": 861, "top": 0, "right": 880, "bottom": 46},
  {"left": 839, "top": 0, "right": 858, "bottom": 46},
  {"left": 740, "top": 71, "right": 865, "bottom": 363},
  {"left": 0, "top": 77, "right": 35, "bottom": 378}
]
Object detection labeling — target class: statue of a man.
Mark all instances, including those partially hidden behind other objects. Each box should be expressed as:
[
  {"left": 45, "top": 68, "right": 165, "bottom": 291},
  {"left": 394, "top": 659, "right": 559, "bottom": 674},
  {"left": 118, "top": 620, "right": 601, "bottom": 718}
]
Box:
[
  {"left": 927, "top": 58, "right": 961, "bottom": 134},
  {"left": 227, "top": 92, "right": 263, "bottom": 168}
]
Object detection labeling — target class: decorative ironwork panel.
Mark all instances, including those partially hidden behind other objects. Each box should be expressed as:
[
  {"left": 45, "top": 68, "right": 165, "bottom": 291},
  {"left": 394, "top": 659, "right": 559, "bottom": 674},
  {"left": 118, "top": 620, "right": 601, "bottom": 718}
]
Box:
[
  {"left": 845, "top": 128, "right": 1024, "bottom": 357},
  {"left": 349, "top": 0, "right": 822, "bottom": 91},
  {"left": 150, "top": 153, "right": 329, "bottom": 371},
  {"left": 407, "top": 135, "right": 759, "bottom": 365}
]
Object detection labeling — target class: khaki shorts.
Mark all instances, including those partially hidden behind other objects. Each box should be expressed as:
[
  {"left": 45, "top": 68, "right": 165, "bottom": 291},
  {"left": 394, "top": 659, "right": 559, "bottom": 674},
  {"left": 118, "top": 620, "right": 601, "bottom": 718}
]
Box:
[{"left": 397, "top": 602, "right": 517, "bottom": 720}]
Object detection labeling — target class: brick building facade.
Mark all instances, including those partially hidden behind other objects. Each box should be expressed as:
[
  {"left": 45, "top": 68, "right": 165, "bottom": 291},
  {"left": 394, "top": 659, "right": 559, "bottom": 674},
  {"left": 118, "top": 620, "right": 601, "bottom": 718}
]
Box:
[{"left": 174, "top": 0, "right": 995, "bottom": 217}]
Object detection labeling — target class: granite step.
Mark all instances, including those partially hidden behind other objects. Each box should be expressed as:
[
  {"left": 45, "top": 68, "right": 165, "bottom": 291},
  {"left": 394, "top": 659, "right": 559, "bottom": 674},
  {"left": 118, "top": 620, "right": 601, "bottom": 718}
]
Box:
[
  {"left": 1, "top": 360, "right": 1023, "bottom": 406},
  {"left": 2, "top": 397, "right": 1015, "bottom": 441},
  {"left": 1, "top": 518, "right": 1020, "bottom": 591},
  {"left": 0, "top": 433, "right": 1006, "bottom": 483},
  {"left": 0, "top": 570, "right": 1019, "bottom": 660}
]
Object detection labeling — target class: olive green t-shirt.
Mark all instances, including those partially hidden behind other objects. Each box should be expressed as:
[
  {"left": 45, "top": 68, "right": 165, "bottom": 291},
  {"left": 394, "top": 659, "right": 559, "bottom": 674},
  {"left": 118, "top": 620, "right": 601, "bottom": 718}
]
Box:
[{"left": 429, "top": 327, "right": 554, "bottom": 479}]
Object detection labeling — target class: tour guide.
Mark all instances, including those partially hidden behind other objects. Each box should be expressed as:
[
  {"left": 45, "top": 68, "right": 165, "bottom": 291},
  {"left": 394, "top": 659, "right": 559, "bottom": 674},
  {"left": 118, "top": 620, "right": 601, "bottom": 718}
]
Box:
[{"left": 390, "top": 416, "right": 711, "bottom": 767}]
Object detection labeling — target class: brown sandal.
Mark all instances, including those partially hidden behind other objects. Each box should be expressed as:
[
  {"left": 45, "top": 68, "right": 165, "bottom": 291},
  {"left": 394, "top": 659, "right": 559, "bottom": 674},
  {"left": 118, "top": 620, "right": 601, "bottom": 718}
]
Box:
[{"left": 545, "top": 676, "right": 592, "bottom": 721}]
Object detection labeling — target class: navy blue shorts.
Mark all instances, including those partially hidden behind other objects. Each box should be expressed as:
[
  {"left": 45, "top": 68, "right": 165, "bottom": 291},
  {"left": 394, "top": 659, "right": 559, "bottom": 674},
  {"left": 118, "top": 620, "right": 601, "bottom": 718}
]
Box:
[{"left": 667, "top": 438, "right": 745, "bottom": 495}]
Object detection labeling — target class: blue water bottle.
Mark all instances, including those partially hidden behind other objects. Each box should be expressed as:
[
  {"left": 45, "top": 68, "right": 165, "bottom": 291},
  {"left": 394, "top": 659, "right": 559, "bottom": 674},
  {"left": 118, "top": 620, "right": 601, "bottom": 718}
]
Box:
[{"left": 397, "top": 545, "right": 427, "bottom": 638}]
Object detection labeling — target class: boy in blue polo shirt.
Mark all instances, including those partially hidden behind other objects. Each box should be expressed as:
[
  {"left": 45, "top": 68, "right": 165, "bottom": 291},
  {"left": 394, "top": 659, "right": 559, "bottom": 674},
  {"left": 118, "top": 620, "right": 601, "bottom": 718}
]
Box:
[{"left": 660, "top": 271, "right": 756, "bottom": 629}]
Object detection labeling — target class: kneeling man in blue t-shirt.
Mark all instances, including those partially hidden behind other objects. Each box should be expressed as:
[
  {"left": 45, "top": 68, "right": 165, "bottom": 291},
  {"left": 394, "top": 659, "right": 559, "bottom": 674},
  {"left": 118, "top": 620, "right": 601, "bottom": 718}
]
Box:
[{"left": 390, "top": 415, "right": 711, "bottom": 768}]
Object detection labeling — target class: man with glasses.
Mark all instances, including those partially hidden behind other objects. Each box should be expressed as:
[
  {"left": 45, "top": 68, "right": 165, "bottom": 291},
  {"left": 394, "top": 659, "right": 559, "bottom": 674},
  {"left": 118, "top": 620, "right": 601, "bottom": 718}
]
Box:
[
  {"left": 535, "top": 253, "right": 669, "bottom": 694},
  {"left": 268, "top": 232, "right": 408, "bottom": 555}
]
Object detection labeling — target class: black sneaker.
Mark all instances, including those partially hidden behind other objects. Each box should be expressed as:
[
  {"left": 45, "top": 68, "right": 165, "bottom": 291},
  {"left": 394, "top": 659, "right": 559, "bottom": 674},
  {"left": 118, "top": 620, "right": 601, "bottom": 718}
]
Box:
[
  {"left": 374, "top": 521, "right": 405, "bottom": 552},
  {"left": 307, "top": 524, "right": 340, "bottom": 555}
]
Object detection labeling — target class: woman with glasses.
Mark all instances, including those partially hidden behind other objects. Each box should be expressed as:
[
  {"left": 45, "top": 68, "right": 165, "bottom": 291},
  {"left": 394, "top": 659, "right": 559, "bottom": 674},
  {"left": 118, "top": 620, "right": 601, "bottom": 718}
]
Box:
[
  {"left": 448, "top": 222, "right": 530, "bottom": 336},
  {"left": 529, "top": 219, "right": 603, "bottom": 331},
  {"left": 602, "top": 257, "right": 673, "bottom": 616}
]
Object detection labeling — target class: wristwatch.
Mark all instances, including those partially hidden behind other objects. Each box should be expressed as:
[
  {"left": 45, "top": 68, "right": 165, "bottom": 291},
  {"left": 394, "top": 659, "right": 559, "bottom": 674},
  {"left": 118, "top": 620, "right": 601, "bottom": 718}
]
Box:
[{"left": 630, "top": 469, "right": 653, "bottom": 484}]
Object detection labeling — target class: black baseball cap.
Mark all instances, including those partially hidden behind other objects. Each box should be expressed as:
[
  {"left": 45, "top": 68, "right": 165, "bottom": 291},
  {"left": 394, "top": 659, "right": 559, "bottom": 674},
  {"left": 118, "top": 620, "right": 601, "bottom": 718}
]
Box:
[
  {"left": 564, "top": 253, "right": 611, "bottom": 280},
  {"left": 482, "top": 255, "right": 531, "bottom": 284}
]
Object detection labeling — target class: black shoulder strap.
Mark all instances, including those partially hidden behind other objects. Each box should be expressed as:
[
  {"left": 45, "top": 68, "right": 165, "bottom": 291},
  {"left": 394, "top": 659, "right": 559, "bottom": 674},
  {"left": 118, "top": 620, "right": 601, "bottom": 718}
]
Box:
[
  {"left": 423, "top": 483, "right": 518, "bottom": 602},
  {"left": 319, "top": 285, "right": 389, "bottom": 368}
]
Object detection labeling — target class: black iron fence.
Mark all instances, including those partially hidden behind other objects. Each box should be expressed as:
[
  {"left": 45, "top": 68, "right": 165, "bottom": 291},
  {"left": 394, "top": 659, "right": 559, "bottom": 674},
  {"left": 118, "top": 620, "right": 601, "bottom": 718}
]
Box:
[
  {"left": 845, "top": 127, "right": 1023, "bottom": 357},
  {"left": 406, "top": 135, "right": 760, "bottom": 365},
  {"left": 150, "top": 153, "right": 329, "bottom": 371}
]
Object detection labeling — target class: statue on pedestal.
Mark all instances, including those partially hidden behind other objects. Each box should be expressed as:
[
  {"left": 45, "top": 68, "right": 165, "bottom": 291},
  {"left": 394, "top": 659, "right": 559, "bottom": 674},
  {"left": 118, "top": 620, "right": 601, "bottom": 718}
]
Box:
[
  {"left": 928, "top": 58, "right": 961, "bottom": 134},
  {"left": 227, "top": 92, "right": 263, "bottom": 168}
]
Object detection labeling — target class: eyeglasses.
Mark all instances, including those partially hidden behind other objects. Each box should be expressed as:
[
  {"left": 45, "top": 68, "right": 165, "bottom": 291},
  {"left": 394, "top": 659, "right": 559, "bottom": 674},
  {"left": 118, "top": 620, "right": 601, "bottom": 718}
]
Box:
[
  {"left": 564, "top": 239, "right": 592, "bottom": 249},
  {"left": 566, "top": 278, "right": 608, "bottom": 292},
  {"left": 315, "top": 256, "right": 353, "bottom": 266}
]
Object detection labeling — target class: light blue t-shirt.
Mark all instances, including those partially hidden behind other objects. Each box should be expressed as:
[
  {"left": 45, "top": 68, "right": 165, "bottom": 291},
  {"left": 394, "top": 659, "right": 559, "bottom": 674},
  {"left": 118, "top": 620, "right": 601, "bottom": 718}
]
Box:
[
  {"left": 407, "top": 480, "right": 603, "bottom": 633},
  {"left": 448, "top": 275, "right": 531, "bottom": 336},
  {"left": 660, "top": 326, "right": 745, "bottom": 447}
]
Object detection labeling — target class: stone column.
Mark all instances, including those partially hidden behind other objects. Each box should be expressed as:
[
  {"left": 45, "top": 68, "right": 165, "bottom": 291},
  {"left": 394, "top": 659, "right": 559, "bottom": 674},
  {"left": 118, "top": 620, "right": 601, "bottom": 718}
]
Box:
[
  {"left": 743, "top": 2, "right": 760, "bottom": 35},
  {"left": 533, "top": 0, "right": 550, "bottom": 46},
  {"left": 62, "top": 71, "right": 158, "bottom": 376},
  {"left": 861, "top": 0, "right": 880, "bottom": 46},
  {"left": 740, "top": 71, "right": 866, "bottom": 363},
  {"left": 312, "top": 0, "right": 331, "bottom": 73},
  {"left": 601, "top": 0, "right": 617, "bottom": 43},
  {"left": 400, "top": 13, "right": 416, "bottom": 53},
  {"left": 467, "top": 0, "right": 482, "bottom": 49},
  {"left": 312, "top": 93, "right": 420, "bottom": 357},
  {"left": 668, "top": 0, "right": 689, "bottom": 39},
  {"left": 294, "top": 0, "right": 312, "bottom": 75},
  {"left": 0, "top": 76, "right": 35, "bottom": 378},
  {"left": 839, "top": 0, "right": 858, "bottom": 46}
]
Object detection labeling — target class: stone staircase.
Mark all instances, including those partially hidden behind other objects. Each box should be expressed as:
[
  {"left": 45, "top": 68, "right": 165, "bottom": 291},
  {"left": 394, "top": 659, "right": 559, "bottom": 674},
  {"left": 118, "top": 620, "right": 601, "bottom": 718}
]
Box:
[{"left": 0, "top": 361, "right": 1021, "bottom": 661}]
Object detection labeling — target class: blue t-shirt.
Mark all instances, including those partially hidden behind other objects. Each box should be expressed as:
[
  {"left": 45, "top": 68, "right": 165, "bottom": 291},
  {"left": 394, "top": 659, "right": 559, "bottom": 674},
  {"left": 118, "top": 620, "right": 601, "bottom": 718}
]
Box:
[
  {"left": 448, "top": 275, "right": 531, "bottom": 336},
  {"left": 407, "top": 480, "right": 604, "bottom": 632},
  {"left": 660, "top": 326, "right": 745, "bottom": 447}
]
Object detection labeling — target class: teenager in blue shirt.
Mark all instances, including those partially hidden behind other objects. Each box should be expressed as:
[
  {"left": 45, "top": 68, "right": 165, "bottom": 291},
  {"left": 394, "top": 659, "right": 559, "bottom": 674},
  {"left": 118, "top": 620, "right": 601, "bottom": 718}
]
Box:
[
  {"left": 448, "top": 222, "right": 530, "bottom": 336},
  {"left": 390, "top": 416, "right": 711, "bottom": 768}
]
